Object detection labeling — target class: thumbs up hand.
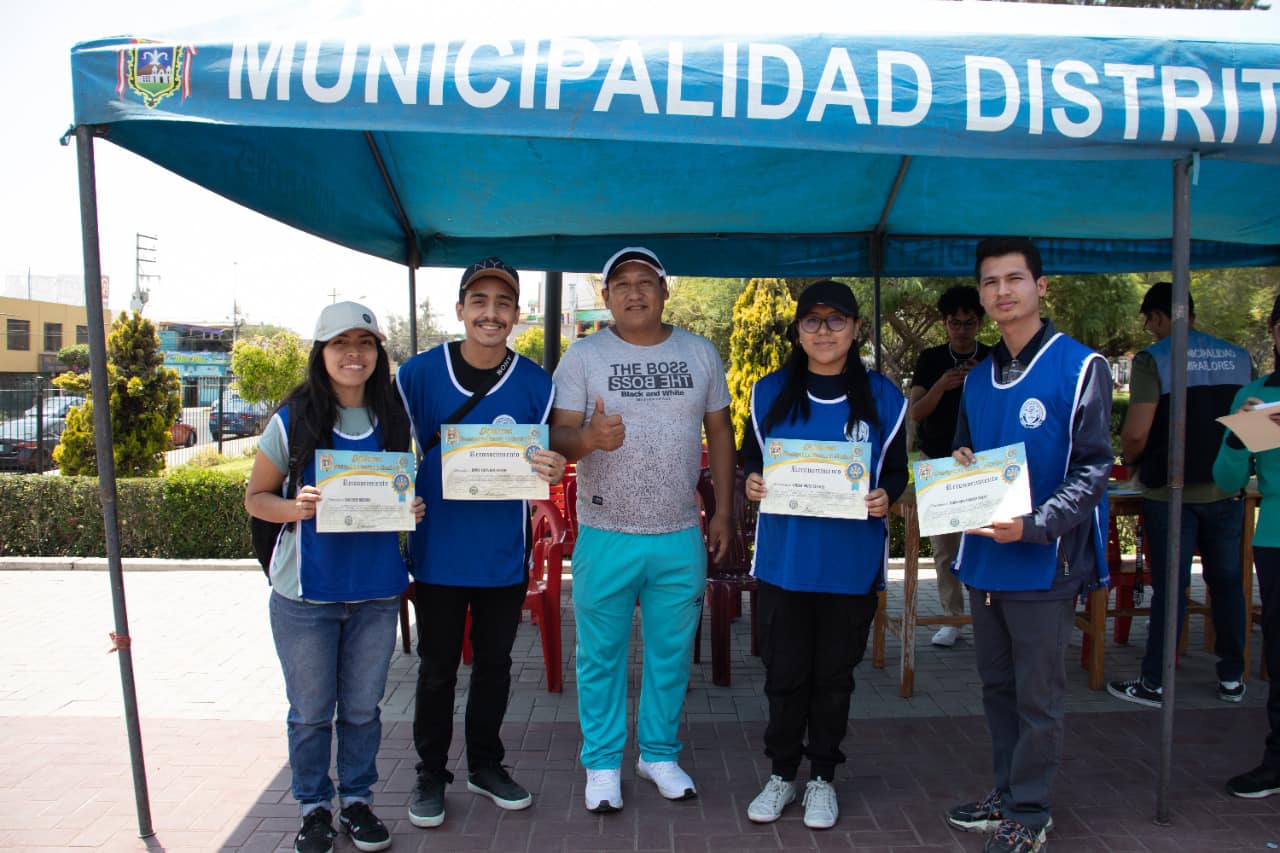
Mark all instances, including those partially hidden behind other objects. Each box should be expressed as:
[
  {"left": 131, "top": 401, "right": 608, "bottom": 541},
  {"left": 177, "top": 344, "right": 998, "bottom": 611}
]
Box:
[{"left": 584, "top": 395, "right": 626, "bottom": 453}]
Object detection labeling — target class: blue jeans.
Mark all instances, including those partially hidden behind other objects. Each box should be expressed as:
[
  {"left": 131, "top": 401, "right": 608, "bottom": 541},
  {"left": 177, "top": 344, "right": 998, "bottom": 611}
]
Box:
[
  {"left": 269, "top": 591, "right": 399, "bottom": 808},
  {"left": 1140, "top": 498, "right": 1246, "bottom": 685}
]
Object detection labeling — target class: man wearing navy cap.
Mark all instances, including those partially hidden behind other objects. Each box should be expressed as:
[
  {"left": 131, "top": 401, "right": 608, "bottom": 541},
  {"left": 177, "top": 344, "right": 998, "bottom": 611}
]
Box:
[
  {"left": 396, "top": 258, "right": 567, "bottom": 831},
  {"left": 550, "top": 247, "right": 735, "bottom": 814}
]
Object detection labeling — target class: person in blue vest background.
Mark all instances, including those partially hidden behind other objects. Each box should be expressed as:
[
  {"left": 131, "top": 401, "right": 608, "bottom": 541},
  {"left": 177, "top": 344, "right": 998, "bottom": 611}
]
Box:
[
  {"left": 395, "top": 258, "right": 566, "bottom": 831},
  {"left": 1215, "top": 293, "right": 1280, "bottom": 800},
  {"left": 1108, "top": 282, "right": 1253, "bottom": 709},
  {"left": 738, "top": 280, "right": 908, "bottom": 830},
  {"left": 944, "top": 238, "right": 1112, "bottom": 853},
  {"left": 246, "top": 301, "right": 425, "bottom": 853}
]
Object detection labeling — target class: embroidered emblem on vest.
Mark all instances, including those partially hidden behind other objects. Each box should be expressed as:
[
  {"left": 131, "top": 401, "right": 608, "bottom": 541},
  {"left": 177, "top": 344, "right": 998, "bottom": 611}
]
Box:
[
  {"left": 492, "top": 414, "right": 516, "bottom": 425},
  {"left": 1019, "top": 398, "right": 1047, "bottom": 429},
  {"left": 845, "top": 420, "right": 871, "bottom": 442}
]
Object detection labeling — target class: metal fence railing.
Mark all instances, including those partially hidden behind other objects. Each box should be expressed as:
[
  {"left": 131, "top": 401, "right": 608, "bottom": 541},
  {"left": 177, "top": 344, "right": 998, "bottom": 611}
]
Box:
[{"left": 0, "top": 375, "right": 271, "bottom": 473}]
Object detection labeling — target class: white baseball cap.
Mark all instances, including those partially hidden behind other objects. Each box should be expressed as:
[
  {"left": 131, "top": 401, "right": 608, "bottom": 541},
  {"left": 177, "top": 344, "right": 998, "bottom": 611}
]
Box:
[
  {"left": 602, "top": 246, "right": 666, "bottom": 285},
  {"left": 313, "top": 301, "right": 385, "bottom": 342}
]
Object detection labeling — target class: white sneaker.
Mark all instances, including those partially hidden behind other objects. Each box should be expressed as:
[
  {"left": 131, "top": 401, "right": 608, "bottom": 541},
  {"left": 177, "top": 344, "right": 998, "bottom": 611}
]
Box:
[
  {"left": 747, "top": 775, "right": 796, "bottom": 823},
  {"left": 931, "top": 625, "right": 959, "bottom": 647},
  {"left": 584, "top": 768, "right": 623, "bottom": 813},
  {"left": 802, "top": 778, "right": 838, "bottom": 829},
  {"left": 636, "top": 757, "right": 697, "bottom": 800}
]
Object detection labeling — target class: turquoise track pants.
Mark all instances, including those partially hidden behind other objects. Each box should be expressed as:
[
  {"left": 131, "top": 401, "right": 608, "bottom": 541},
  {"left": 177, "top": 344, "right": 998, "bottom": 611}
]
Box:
[{"left": 572, "top": 524, "right": 706, "bottom": 770}]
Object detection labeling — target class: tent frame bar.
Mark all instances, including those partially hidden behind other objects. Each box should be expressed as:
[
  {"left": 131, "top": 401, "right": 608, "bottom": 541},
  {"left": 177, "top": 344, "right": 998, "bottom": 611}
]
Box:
[
  {"left": 1156, "top": 157, "right": 1193, "bottom": 825},
  {"left": 870, "top": 156, "right": 913, "bottom": 371},
  {"left": 74, "top": 124, "right": 154, "bottom": 839},
  {"left": 363, "top": 131, "right": 423, "bottom": 351}
]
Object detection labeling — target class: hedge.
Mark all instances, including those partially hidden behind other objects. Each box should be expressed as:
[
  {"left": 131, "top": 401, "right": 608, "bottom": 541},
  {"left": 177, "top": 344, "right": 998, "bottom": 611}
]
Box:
[{"left": 0, "top": 468, "right": 252, "bottom": 559}]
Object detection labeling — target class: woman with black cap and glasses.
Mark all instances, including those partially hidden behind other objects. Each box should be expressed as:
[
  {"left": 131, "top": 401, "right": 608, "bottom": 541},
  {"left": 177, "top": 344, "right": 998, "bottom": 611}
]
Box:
[{"left": 739, "top": 280, "right": 908, "bottom": 830}]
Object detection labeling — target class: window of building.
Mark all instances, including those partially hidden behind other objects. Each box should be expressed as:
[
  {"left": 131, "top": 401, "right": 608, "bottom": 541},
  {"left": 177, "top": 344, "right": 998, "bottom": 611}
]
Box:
[
  {"left": 43, "top": 323, "right": 63, "bottom": 353},
  {"left": 6, "top": 319, "right": 30, "bottom": 351},
  {"left": 76, "top": 325, "right": 90, "bottom": 345}
]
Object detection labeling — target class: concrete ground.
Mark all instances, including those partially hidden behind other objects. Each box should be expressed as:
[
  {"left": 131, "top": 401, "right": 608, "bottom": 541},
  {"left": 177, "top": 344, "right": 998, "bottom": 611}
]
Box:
[{"left": 0, "top": 564, "right": 1275, "bottom": 852}]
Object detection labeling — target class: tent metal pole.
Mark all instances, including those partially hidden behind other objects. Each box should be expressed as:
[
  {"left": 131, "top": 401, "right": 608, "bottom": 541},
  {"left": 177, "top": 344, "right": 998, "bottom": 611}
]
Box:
[
  {"left": 407, "top": 240, "right": 420, "bottom": 354},
  {"left": 1155, "top": 157, "right": 1192, "bottom": 826},
  {"left": 74, "top": 125, "right": 154, "bottom": 839},
  {"left": 544, "top": 272, "right": 563, "bottom": 372},
  {"left": 873, "top": 270, "right": 883, "bottom": 373}
]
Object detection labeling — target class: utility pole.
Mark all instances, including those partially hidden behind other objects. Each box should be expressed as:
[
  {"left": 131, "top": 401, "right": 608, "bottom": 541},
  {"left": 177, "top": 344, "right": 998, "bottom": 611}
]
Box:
[{"left": 132, "top": 233, "right": 158, "bottom": 314}]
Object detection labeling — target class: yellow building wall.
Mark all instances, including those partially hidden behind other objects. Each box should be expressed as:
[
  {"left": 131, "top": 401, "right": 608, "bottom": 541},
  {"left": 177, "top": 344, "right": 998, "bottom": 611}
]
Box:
[{"left": 0, "top": 297, "right": 112, "bottom": 374}]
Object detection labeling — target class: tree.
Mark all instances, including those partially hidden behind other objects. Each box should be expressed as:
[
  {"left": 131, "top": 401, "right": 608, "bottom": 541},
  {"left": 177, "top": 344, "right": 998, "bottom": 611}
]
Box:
[
  {"left": 512, "top": 327, "right": 569, "bottom": 366},
  {"left": 53, "top": 311, "right": 181, "bottom": 477},
  {"left": 663, "top": 277, "right": 747, "bottom": 365},
  {"left": 384, "top": 298, "right": 450, "bottom": 364},
  {"left": 1191, "top": 267, "right": 1280, "bottom": 372},
  {"left": 57, "top": 344, "right": 91, "bottom": 373},
  {"left": 1042, "top": 273, "right": 1146, "bottom": 356},
  {"left": 230, "top": 332, "right": 309, "bottom": 407},
  {"left": 727, "top": 279, "right": 796, "bottom": 444}
]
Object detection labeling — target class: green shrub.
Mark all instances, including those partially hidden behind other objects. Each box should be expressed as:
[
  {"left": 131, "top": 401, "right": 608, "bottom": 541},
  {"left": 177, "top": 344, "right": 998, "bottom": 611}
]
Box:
[{"left": 0, "top": 468, "right": 251, "bottom": 559}]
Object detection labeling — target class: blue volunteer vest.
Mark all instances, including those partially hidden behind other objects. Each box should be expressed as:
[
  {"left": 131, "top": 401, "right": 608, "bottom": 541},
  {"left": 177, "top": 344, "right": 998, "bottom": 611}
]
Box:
[
  {"left": 749, "top": 368, "right": 907, "bottom": 594},
  {"left": 396, "top": 345, "right": 554, "bottom": 587},
  {"left": 1139, "top": 329, "right": 1252, "bottom": 488},
  {"left": 281, "top": 406, "right": 409, "bottom": 602},
  {"left": 957, "top": 333, "right": 1109, "bottom": 592}
]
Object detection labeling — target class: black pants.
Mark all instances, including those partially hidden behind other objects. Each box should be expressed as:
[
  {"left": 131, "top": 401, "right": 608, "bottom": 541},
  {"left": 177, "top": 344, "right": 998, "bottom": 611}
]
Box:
[
  {"left": 1256, "top": 547, "right": 1280, "bottom": 770},
  {"left": 970, "top": 591, "right": 1075, "bottom": 833},
  {"left": 412, "top": 579, "right": 526, "bottom": 777},
  {"left": 757, "top": 580, "right": 878, "bottom": 781}
]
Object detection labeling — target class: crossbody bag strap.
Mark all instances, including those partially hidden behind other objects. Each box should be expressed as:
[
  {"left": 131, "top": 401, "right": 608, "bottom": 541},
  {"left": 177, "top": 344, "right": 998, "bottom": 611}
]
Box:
[{"left": 424, "top": 349, "right": 516, "bottom": 451}]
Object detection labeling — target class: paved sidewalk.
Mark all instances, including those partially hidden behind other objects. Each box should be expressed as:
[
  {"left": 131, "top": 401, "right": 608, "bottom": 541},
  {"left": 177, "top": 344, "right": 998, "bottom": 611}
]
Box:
[{"left": 0, "top": 568, "right": 1275, "bottom": 851}]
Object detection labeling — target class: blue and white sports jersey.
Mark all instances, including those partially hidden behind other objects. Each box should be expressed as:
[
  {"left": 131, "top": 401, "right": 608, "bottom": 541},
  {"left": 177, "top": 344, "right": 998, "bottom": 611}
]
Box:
[
  {"left": 396, "top": 344, "right": 554, "bottom": 587},
  {"left": 748, "top": 369, "right": 907, "bottom": 594},
  {"left": 275, "top": 405, "right": 409, "bottom": 602},
  {"left": 957, "top": 333, "right": 1109, "bottom": 592}
]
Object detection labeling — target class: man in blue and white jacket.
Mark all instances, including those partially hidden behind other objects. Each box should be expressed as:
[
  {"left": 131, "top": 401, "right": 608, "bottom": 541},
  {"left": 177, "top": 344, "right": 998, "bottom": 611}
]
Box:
[{"left": 944, "top": 237, "right": 1113, "bottom": 853}]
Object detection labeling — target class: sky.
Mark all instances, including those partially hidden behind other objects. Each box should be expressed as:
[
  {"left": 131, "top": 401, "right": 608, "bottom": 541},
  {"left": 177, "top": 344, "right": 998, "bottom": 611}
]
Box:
[
  {"left": 4, "top": 1, "right": 1277, "bottom": 340},
  {"left": 0, "top": 0, "right": 547, "bottom": 337}
]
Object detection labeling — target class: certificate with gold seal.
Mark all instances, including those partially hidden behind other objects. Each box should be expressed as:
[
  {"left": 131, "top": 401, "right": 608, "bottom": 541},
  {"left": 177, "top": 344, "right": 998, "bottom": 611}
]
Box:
[
  {"left": 314, "top": 449, "right": 416, "bottom": 533},
  {"left": 913, "top": 442, "right": 1032, "bottom": 538},
  {"left": 440, "top": 423, "right": 550, "bottom": 501},
  {"left": 760, "top": 437, "right": 871, "bottom": 520}
]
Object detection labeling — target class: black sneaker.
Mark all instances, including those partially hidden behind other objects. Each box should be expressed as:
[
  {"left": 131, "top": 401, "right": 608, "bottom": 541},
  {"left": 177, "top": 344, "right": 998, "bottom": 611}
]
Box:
[
  {"left": 1107, "top": 677, "right": 1162, "bottom": 708},
  {"left": 338, "top": 802, "right": 391, "bottom": 853},
  {"left": 1226, "top": 764, "right": 1280, "bottom": 799},
  {"left": 294, "top": 807, "right": 336, "bottom": 853},
  {"left": 984, "top": 819, "right": 1046, "bottom": 852},
  {"left": 1218, "top": 680, "right": 1247, "bottom": 703},
  {"left": 468, "top": 765, "right": 533, "bottom": 810},
  {"left": 408, "top": 771, "right": 448, "bottom": 828},
  {"left": 947, "top": 789, "right": 1004, "bottom": 833}
]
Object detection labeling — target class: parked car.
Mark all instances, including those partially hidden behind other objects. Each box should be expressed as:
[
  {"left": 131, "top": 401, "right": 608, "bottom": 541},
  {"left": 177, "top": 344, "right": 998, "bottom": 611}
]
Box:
[
  {"left": 208, "top": 392, "right": 270, "bottom": 438},
  {"left": 169, "top": 413, "right": 198, "bottom": 448},
  {"left": 0, "top": 417, "right": 69, "bottom": 472},
  {"left": 0, "top": 395, "right": 85, "bottom": 473}
]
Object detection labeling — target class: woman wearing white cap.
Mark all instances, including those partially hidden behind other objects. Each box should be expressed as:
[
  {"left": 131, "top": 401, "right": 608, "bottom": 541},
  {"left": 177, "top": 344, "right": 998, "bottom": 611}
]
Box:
[
  {"left": 739, "top": 281, "right": 908, "bottom": 830},
  {"left": 246, "top": 302, "right": 425, "bottom": 853}
]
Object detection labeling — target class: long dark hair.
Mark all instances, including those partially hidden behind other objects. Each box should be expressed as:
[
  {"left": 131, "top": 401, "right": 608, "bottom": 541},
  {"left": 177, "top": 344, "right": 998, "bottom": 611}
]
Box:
[
  {"left": 761, "top": 315, "right": 879, "bottom": 438},
  {"left": 1270, "top": 293, "right": 1280, "bottom": 370},
  {"left": 277, "top": 337, "right": 411, "bottom": 457}
]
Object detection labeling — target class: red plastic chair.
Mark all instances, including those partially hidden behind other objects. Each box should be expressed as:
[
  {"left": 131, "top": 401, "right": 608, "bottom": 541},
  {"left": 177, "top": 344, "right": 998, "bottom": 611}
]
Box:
[
  {"left": 693, "top": 468, "right": 758, "bottom": 687},
  {"left": 460, "top": 500, "right": 568, "bottom": 692},
  {"left": 526, "top": 499, "right": 568, "bottom": 692}
]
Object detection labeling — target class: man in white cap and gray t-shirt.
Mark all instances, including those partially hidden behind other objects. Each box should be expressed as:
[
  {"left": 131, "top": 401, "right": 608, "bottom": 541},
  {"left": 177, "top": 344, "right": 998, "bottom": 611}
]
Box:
[{"left": 550, "top": 247, "right": 735, "bottom": 814}]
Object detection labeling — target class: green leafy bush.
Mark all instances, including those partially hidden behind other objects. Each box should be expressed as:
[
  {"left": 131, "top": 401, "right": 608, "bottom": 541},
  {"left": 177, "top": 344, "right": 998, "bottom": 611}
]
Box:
[{"left": 0, "top": 468, "right": 251, "bottom": 559}]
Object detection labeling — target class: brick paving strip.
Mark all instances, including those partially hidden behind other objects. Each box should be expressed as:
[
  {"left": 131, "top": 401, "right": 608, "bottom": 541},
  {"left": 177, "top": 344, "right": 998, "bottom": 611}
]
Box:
[{"left": 0, "top": 568, "right": 1276, "bottom": 851}]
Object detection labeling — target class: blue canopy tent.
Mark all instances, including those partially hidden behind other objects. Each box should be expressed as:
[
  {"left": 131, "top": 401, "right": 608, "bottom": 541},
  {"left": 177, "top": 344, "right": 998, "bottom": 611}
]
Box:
[{"left": 67, "top": 0, "right": 1280, "bottom": 837}]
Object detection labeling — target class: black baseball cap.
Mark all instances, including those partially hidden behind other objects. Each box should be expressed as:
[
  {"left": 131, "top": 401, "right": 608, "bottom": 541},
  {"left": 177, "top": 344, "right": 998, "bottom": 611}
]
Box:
[
  {"left": 459, "top": 257, "right": 520, "bottom": 301},
  {"left": 796, "top": 280, "right": 859, "bottom": 319}
]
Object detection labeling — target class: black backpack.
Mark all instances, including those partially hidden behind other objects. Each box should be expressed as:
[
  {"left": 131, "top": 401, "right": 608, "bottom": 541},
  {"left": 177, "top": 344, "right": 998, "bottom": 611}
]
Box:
[{"left": 251, "top": 399, "right": 325, "bottom": 578}]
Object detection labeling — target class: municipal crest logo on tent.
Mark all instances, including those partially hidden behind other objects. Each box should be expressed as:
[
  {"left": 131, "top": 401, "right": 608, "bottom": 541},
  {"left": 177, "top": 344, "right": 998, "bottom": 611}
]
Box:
[{"left": 117, "top": 42, "right": 194, "bottom": 109}]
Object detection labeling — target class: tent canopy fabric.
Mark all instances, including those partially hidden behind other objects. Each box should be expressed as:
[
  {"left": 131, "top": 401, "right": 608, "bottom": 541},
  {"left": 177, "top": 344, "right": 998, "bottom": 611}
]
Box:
[{"left": 70, "top": 1, "right": 1280, "bottom": 276}]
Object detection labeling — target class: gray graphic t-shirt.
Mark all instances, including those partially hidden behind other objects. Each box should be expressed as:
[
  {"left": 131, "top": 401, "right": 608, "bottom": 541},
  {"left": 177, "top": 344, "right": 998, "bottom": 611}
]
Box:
[{"left": 553, "top": 326, "right": 731, "bottom": 534}]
